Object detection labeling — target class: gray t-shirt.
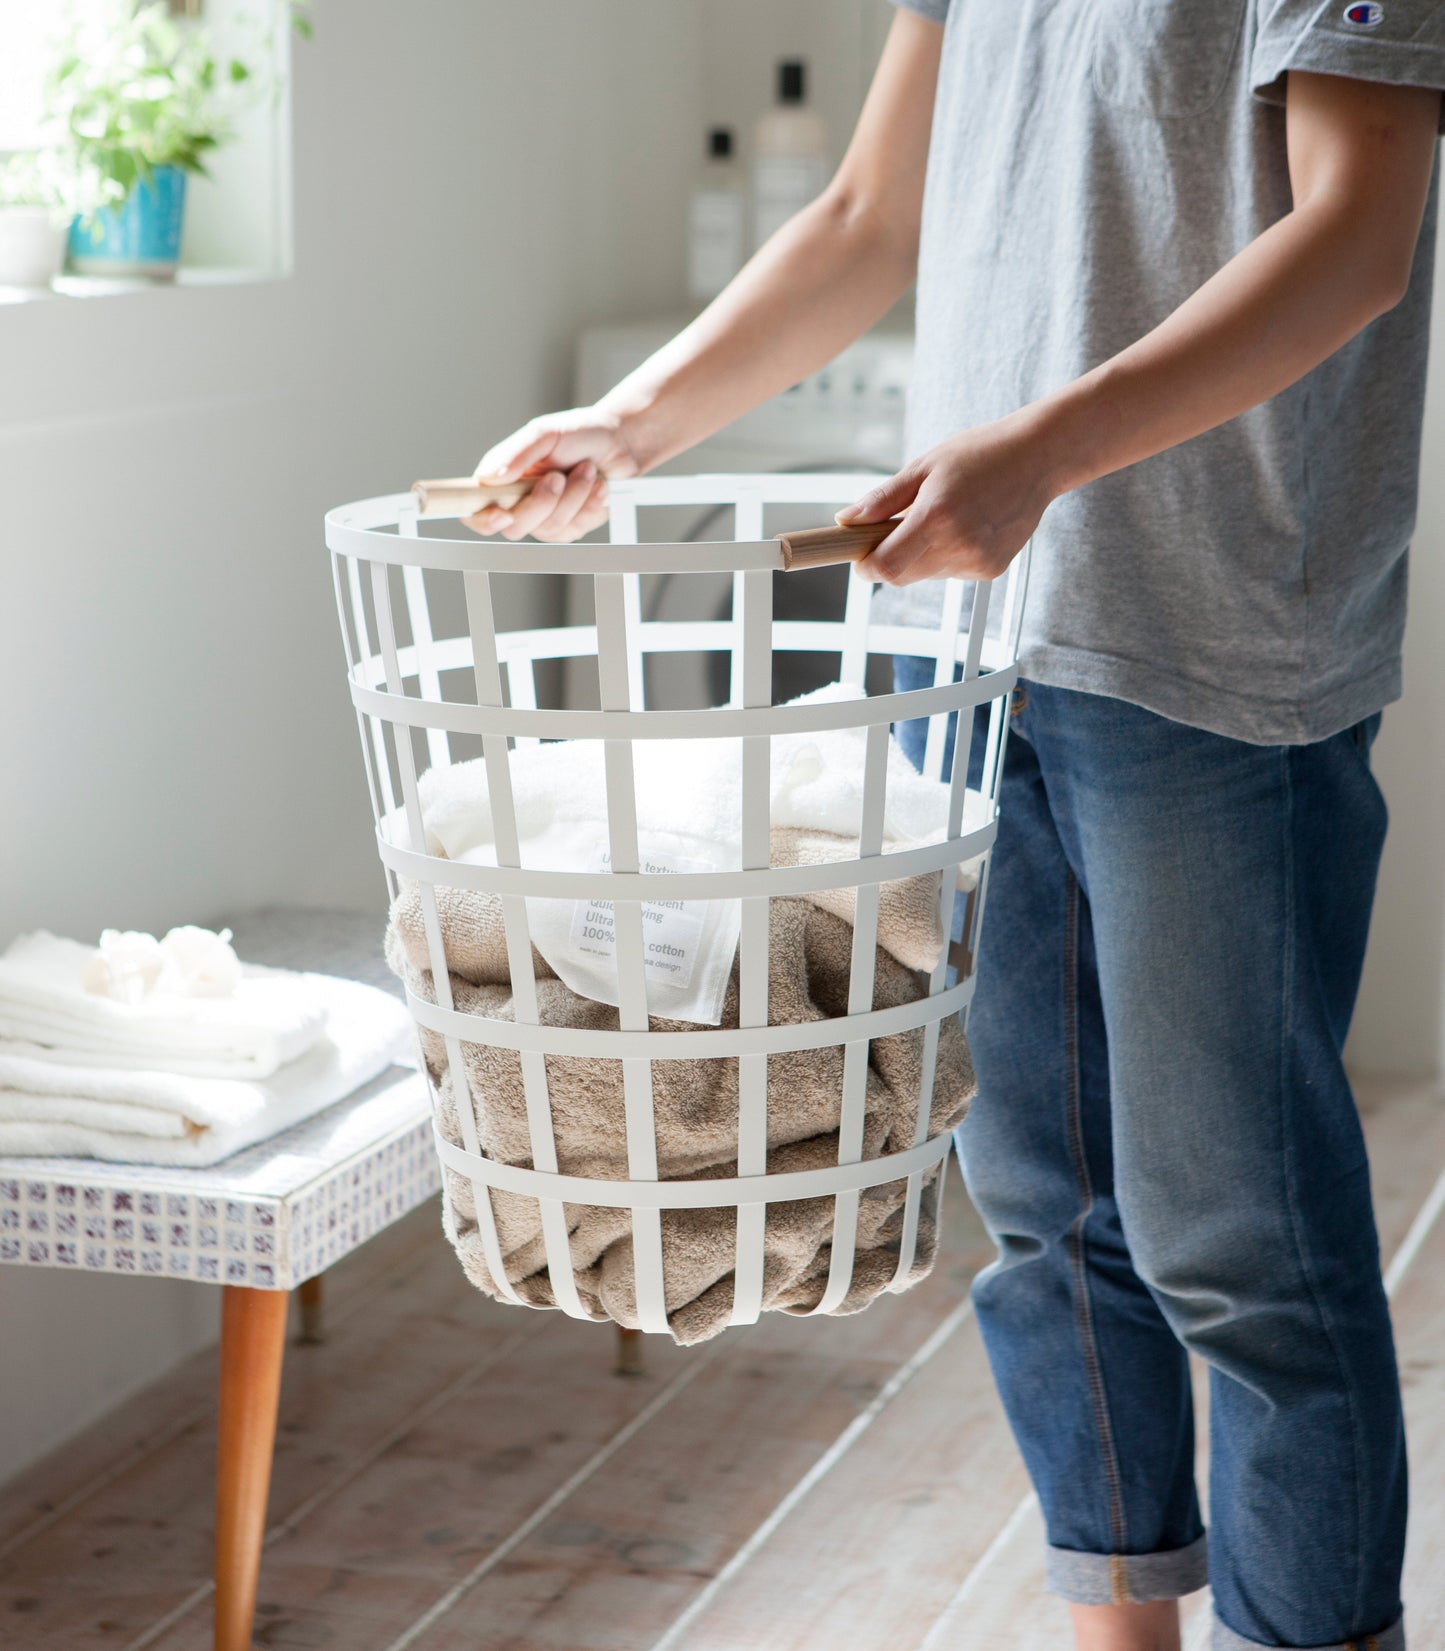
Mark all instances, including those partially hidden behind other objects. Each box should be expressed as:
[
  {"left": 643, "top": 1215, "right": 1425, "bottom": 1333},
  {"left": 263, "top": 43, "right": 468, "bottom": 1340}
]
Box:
[{"left": 884, "top": 0, "right": 1445, "bottom": 744}]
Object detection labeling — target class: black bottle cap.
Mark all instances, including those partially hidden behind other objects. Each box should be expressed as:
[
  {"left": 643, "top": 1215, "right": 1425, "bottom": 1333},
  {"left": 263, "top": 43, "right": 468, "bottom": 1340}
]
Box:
[
  {"left": 779, "top": 60, "right": 806, "bottom": 104},
  {"left": 708, "top": 127, "right": 734, "bottom": 160}
]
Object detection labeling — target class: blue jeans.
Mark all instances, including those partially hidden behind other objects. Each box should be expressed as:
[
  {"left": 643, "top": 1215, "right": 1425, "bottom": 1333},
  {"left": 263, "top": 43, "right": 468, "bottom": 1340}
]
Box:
[{"left": 893, "top": 662, "right": 1406, "bottom": 1651}]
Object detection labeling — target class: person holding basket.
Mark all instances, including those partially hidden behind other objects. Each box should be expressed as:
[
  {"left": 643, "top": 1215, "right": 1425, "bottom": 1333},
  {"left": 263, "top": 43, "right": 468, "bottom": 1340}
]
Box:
[{"left": 468, "top": 7, "right": 1445, "bottom": 1648}]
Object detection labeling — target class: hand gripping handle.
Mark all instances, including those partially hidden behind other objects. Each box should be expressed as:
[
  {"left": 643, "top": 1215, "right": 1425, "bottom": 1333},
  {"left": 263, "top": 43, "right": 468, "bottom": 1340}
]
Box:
[
  {"left": 411, "top": 477, "right": 535, "bottom": 518},
  {"left": 773, "top": 519, "right": 897, "bottom": 570},
  {"left": 411, "top": 475, "right": 900, "bottom": 570}
]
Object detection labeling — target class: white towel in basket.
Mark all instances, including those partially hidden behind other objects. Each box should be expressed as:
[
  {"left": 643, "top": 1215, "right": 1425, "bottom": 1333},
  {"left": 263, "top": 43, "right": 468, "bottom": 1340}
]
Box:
[
  {"left": 0, "top": 932, "right": 328, "bottom": 1079},
  {"left": 411, "top": 683, "right": 968, "bottom": 861},
  {"left": 390, "top": 684, "right": 987, "bottom": 1025},
  {"left": 0, "top": 971, "right": 414, "bottom": 1164}
]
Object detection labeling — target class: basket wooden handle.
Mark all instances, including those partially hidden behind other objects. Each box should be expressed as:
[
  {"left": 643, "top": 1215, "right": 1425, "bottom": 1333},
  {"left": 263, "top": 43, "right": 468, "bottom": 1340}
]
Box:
[
  {"left": 412, "top": 478, "right": 901, "bottom": 571},
  {"left": 412, "top": 477, "right": 536, "bottom": 519},
  {"left": 774, "top": 519, "right": 898, "bottom": 571}
]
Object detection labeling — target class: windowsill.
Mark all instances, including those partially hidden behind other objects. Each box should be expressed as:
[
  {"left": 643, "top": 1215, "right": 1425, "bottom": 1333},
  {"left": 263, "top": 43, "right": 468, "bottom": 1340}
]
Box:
[{"left": 0, "top": 267, "right": 286, "bottom": 306}]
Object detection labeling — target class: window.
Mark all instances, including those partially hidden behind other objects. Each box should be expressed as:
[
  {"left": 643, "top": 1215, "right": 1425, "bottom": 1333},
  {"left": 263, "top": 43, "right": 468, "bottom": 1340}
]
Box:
[
  {"left": 0, "top": 2, "right": 106, "bottom": 153},
  {"left": 0, "top": 0, "right": 293, "bottom": 290}
]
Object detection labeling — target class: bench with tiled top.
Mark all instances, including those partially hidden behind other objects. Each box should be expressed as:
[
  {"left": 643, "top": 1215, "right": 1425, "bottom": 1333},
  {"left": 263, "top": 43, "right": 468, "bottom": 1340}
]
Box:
[{"left": 0, "top": 909, "right": 436, "bottom": 1651}]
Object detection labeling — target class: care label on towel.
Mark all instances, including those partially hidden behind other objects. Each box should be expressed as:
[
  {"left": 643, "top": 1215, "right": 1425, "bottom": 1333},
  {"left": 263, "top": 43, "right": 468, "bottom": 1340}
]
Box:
[
  {"left": 525, "top": 837, "right": 740, "bottom": 1025},
  {"left": 569, "top": 850, "right": 708, "bottom": 992}
]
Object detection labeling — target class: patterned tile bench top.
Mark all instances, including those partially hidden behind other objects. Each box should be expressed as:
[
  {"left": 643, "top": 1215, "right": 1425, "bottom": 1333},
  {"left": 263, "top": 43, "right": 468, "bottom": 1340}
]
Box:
[{"left": 0, "top": 909, "right": 436, "bottom": 1290}]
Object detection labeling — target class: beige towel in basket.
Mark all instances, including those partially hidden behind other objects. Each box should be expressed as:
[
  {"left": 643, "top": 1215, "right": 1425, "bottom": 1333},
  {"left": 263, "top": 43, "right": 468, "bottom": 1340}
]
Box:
[{"left": 386, "top": 829, "right": 974, "bottom": 1344}]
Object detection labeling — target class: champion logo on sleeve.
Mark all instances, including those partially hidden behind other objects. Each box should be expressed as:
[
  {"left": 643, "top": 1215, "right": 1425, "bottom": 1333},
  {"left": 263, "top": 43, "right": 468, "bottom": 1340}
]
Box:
[{"left": 1342, "top": 2, "right": 1384, "bottom": 23}]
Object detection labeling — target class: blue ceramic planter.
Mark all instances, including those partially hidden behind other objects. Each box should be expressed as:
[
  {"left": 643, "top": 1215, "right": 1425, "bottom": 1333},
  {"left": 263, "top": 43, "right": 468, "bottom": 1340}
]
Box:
[{"left": 68, "top": 165, "right": 187, "bottom": 278}]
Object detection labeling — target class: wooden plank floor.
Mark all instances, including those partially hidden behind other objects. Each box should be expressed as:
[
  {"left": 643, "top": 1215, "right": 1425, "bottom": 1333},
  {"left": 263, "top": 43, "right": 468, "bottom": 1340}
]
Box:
[{"left": 1, "top": 1075, "right": 1441, "bottom": 1651}]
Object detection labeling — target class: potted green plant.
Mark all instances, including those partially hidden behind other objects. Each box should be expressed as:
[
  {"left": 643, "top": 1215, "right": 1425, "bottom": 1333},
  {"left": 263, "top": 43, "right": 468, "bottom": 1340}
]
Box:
[
  {"left": 0, "top": 149, "right": 102, "bottom": 290},
  {"left": 45, "top": 0, "right": 257, "bottom": 280}
]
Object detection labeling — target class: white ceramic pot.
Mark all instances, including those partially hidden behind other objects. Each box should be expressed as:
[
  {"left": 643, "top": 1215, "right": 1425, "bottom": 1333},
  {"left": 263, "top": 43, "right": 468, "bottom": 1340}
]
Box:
[{"left": 0, "top": 206, "right": 68, "bottom": 288}]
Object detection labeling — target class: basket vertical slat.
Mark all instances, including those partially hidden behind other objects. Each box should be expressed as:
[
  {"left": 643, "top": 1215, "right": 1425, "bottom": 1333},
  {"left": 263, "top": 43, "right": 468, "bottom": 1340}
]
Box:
[
  {"left": 400, "top": 563, "right": 450, "bottom": 772},
  {"left": 330, "top": 553, "right": 397, "bottom": 906},
  {"left": 889, "top": 815, "right": 958, "bottom": 1289},
  {"left": 595, "top": 555, "right": 671, "bottom": 1337},
  {"left": 962, "top": 569, "right": 1026, "bottom": 1022},
  {"left": 964, "top": 569, "right": 1022, "bottom": 1000},
  {"left": 463, "top": 569, "right": 580, "bottom": 1314},
  {"left": 977, "top": 562, "right": 1024, "bottom": 815},
  {"left": 622, "top": 574, "right": 646, "bottom": 711},
  {"left": 839, "top": 565, "right": 872, "bottom": 689},
  {"left": 810, "top": 717, "right": 889, "bottom": 1314},
  {"left": 347, "top": 554, "right": 399, "bottom": 822},
  {"left": 727, "top": 567, "right": 747, "bottom": 708},
  {"left": 959, "top": 578, "right": 992, "bottom": 689},
  {"left": 730, "top": 508, "right": 773, "bottom": 1324},
  {"left": 922, "top": 579, "right": 968, "bottom": 782},
  {"left": 504, "top": 651, "right": 540, "bottom": 749},
  {"left": 370, "top": 563, "right": 429, "bottom": 910},
  {"left": 888, "top": 575, "right": 994, "bottom": 1288},
  {"left": 374, "top": 559, "right": 526, "bottom": 1306}
]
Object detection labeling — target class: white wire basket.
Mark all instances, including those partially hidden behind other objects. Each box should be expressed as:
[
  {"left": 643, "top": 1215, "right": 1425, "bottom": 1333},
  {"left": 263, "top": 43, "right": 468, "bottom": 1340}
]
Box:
[{"left": 326, "top": 473, "right": 1027, "bottom": 1337}]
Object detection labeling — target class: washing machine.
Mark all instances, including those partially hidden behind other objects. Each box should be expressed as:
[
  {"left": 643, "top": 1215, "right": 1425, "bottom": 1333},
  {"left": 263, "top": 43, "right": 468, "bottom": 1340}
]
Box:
[{"left": 568, "top": 318, "right": 913, "bottom": 708}]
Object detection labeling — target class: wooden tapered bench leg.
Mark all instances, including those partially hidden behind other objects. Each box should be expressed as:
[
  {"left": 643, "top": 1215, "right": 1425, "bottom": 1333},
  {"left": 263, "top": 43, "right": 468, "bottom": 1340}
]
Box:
[
  {"left": 296, "top": 1273, "right": 325, "bottom": 1344},
  {"left": 214, "top": 1285, "right": 290, "bottom": 1651},
  {"left": 614, "top": 1324, "right": 645, "bottom": 1375}
]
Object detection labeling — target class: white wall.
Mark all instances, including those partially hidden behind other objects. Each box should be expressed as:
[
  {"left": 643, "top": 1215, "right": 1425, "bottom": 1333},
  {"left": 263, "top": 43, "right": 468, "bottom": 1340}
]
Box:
[
  {"left": 699, "top": 0, "right": 893, "bottom": 187},
  {"left": 0, "top": 0, "right": 704, "bottom": 1485}
]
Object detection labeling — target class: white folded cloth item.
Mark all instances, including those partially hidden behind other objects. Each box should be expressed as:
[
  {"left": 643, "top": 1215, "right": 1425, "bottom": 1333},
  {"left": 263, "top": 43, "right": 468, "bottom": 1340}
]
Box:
[
  {"left": 404, "top": 682, "right": 971, "bottom": 867},
  {"left": 81, "top": 925, "right": 244, "bottom": 1003},
  {"left": 0, "top": 969, "right": 415, "bottom": 1165},
  {"left": 0, "top": 932, "right": 329, "bottom": 1079},
  {"left": 382, "top": 682, "right": 989, "bottom": 1024}
]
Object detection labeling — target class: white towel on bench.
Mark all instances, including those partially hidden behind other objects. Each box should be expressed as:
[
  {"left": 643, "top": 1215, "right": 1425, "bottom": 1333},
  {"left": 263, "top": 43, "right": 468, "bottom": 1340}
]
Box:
[
  {"left": 0, "top": 970, "right": 415, "bottom": 1165},
  {"left": 0, "top": 933, "right": 328, "bottom": 1079}
]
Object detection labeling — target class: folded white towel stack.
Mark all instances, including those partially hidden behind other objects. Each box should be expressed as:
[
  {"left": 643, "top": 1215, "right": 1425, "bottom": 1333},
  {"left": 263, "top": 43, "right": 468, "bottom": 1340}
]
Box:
[
  {"left": 0, "top": 931, "right": 328, "bottom": 1079},
  {"left": 0, "top": 929, "right": 415, "bottom": 1165}
]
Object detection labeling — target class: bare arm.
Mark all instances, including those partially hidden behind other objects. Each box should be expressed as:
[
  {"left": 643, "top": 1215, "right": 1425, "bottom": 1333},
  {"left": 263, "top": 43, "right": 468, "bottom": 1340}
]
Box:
[
  {"left": 594, "top": 10, "right": 941, "bottom": 470},
  {"left": 468, "top": 8, "right": 942, "bottom": 541},
  {"left": 843, "top": 70, "right": 1443, "bottom": 583}
]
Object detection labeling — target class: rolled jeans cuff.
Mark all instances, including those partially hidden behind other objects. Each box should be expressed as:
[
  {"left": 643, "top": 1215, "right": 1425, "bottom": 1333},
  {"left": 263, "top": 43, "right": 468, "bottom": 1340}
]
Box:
[
  {"left": 1212, "top": 1610, "right": 1405, "bottom": 1651},
  {"left": 1045, "top": 1532, "right": 1209, "bottom": 1605}
]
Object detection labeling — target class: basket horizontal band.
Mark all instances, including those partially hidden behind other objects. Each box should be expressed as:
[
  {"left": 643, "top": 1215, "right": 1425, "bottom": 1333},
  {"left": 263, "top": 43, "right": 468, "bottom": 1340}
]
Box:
[
  {"left": 406, "top": 974, "right": 973, "bottom": 1059},
  {"left": 433, "top": 1120, "right": 953, "bottom": 1208},
  {"left": 351, "top": 664, "right": 1016, "bottom": 744},
  {"left": 327, "top": 476, "right": 890, "bottom": 571},
  {"left": 330, "top": 517, "right": 794, "bottom": 575},
  {"left": 346, "top": 619, "right": 1017, "bottom": 684},
  {"left": 378, "top": 824, "right": 992, "bottom": 902}
]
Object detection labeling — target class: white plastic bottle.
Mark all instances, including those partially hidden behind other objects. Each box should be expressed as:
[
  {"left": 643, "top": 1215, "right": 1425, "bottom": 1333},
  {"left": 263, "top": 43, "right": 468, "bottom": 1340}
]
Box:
[
  {"left": 687, "top": 128, "right": 746, "bottom": 304},
  {"left": 752, "top": 60, "right": 829, "bottom": 252}
]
